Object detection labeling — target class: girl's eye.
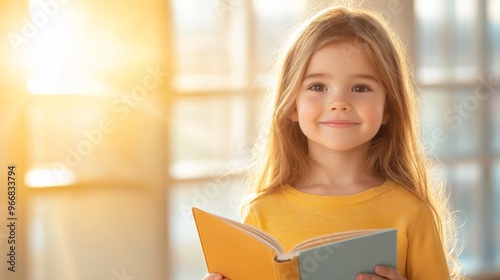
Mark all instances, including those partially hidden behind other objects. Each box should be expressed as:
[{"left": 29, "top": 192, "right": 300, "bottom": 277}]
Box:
[
  {"left": 352, "top": 85, "right": 371, "bottom": 93},
  {"left": 308, "top": 84, "right": 327, "bottom": 92}
]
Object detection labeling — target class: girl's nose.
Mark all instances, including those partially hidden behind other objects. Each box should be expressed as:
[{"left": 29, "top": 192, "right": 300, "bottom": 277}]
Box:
[{"left": 329, "top": 100, "right": 351, "bottom": 111}]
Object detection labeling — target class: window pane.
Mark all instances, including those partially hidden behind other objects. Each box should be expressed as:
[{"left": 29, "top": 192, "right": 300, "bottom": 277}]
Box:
[
  {"left": 489, "top": 0, "right": 500, "bottom": 77},
  {"left": 169, "top": 96, "right": 248, "bottom": 179},
  {"left": 446, "top": 162, "right": 483, "bottom": 272},
  {"left": 28, "top": 188, "right": 164, "bottom": 280},
  {"left": 493, "top": 161, "right": 500, "bottom": 268},
  {"left": 26, "top": 99, "right": 108, "bottom": 186},
  {"left": 253, "top": 0, "right": 307, "bottom": 74},
  {"left": 26, "top": 98, "right": 164, "bottom": 187},
  {"left": 421, "top": 89, "right": 483, "bottom": 158},
  {"left": 415, "top": 0, "right": 479, "bottom": 83},
  {"left": 492, "top": 90, "right": 500, "bottom": 152},
  {"left": 171, "top": 0, "right": 246, "bottom": 90},
  {"left": 169, "top": 179, "right": 246, "bottom": 280}
]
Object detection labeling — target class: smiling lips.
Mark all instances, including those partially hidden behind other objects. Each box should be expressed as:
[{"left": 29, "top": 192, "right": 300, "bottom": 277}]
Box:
[{"left": 320, "top": 120, "right": 359, "bottom": 128}]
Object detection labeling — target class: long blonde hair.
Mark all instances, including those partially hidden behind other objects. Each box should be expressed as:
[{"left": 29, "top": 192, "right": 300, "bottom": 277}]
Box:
[{"left": 244, "top": 5, "right": 463, "bottom": 279}]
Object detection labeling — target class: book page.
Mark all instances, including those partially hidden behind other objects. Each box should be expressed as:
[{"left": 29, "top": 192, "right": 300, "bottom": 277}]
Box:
[
  {"left": 218, "top": 215, "right": 285, "bottom": 254},
  {"left": 288, "top": 229, "right": 392, "bottom": 255}
]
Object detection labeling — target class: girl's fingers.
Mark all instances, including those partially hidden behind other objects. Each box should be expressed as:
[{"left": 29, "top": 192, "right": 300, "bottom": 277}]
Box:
[
  {"left": 356, "top": 266, "right": 407, "bottom": 280},
  {"left": 203, "top": 273, "right": 226, "bottom": 280},
  {"left": 374, "top": 266, "right": 407, "bottom": 279}
]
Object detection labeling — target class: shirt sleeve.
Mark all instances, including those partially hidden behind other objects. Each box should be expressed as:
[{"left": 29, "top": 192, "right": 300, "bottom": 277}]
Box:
[
  {"left": 242, "top": 206, "right": 261, "bottom": 228},
  {"left": 406, "top": 203, "right": 451, "bottom": 279}
]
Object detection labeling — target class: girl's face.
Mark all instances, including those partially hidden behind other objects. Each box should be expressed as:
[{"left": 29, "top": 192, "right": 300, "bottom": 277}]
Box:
[{"left": 293, "top": 41, "right": 388, "bottom": 154}]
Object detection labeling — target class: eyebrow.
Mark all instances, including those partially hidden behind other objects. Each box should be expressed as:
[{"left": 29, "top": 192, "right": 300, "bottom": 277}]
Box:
[
  {"left": 353, "top": 74, "right": 380, "bottom": 83},
  {"left": 303, "top": 73, "right": 380, "bottom": 83},
  {"left": 303, "top": 73, "right": 330, "bottom": 81}
]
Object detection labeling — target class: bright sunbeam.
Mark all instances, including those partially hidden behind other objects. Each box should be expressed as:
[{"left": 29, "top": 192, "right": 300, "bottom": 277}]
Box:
[
  {"left": 26, "top": 0, "right": 111, "bottom": 95},
  {"left": 25, "top": 164, "right": 76, "bottom": 188}
]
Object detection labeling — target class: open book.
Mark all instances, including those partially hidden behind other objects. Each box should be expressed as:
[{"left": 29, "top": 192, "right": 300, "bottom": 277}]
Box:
[{"left": 192, "top": 207, "right": 397, "bottom": 280}]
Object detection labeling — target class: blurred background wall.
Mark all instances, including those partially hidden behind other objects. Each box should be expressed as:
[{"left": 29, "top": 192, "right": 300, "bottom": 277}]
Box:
[{"left": 0, "top": 0, "right": 498, "bottom": 279}]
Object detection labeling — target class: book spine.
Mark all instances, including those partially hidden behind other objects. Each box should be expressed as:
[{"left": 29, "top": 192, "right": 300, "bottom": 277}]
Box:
[{"left": 274, "top": 257, "right": 300, "bottom": 280}]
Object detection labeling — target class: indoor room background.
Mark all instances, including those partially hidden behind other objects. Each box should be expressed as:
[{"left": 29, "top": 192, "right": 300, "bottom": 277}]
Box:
[{"left": 0, "top": 0, "right": 499, "bottom": 279}]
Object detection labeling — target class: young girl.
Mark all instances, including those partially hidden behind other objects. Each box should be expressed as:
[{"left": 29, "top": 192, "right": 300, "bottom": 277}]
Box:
[{"left": 204, "top": 5, "right": 463, "bottom": 280}]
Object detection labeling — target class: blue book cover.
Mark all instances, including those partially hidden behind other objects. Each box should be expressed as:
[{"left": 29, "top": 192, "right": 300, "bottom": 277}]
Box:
[{"left": 297, "top": 229, "right": 397, "bottom": 280}]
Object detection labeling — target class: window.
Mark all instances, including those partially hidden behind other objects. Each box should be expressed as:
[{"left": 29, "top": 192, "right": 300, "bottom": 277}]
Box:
[
  {"left": 416, "top": 0, "right": 500, "bottom": 274},
  {"left": 2, "top": 1, "right": 171, "bottom": 279}
]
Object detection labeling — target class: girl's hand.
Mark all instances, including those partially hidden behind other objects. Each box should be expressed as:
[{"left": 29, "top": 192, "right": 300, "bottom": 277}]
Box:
[
  {"left": 356, "top": 266, "right": 407, "bottom": 280},
  {"left": 203, "top": 273, "right": 229, "bottom": 280}
]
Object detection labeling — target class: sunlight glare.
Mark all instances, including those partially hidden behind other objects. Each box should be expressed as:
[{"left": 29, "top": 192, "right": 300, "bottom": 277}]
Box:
[
  {"left": 455, "top": 0, "right": 476, "bottom": 22},
  {"left": 26, "top": 0, "right": 111, "bottom": 95},
  {"left": 415, "top": 0, "right": 444, "bottom": 21},
  {"left": 25, "top": 164, "right": 76, "bottom": 188},
  {"left": 253, "top": 0, "right": 306, "bottom": 16},
  {"left": 489, "top": 0, "right": 500, "bottom": 24}
]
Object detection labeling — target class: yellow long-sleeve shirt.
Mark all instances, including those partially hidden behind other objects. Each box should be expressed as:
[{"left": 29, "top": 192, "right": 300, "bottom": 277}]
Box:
[{"left": 243, "top": 180, "right": 451, "bottom": 279}]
